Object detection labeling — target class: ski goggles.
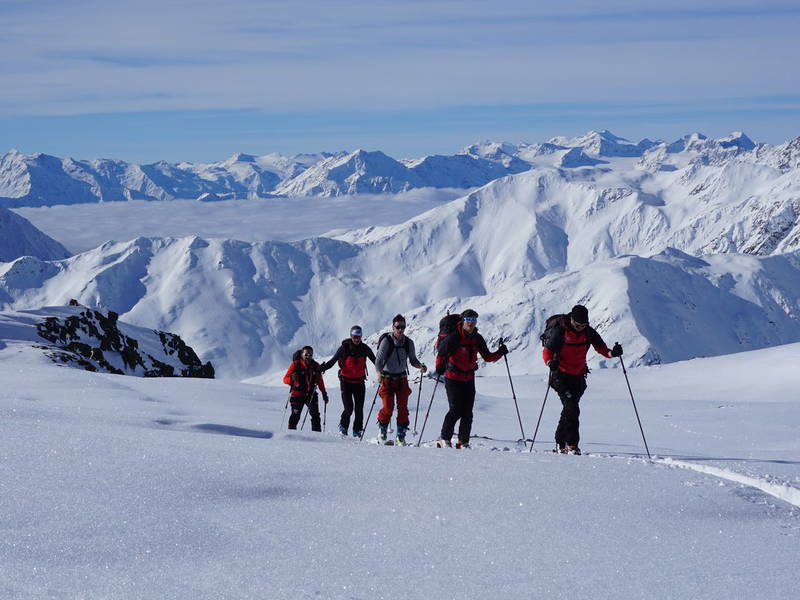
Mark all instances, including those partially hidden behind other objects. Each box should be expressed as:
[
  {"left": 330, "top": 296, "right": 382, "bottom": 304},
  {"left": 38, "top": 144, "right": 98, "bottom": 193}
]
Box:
[
  {"left": 462, "top": 317, "right": 478, "bottom": 323},
  {"left": 350, "top": 327, "right": 363, "bottom": 337}
]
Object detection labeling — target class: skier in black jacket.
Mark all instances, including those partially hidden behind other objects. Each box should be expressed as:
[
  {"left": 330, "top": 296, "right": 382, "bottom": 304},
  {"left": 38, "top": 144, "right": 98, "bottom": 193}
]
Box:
[{"left": 320, "top": 326, "right": 376, "bottom": 437}]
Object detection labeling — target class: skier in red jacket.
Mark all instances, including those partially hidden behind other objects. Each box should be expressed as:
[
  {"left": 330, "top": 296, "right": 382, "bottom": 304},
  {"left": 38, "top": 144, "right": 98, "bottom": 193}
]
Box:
[
  {"left": 435, "top": 309, "right": 508, "bottom": 448},
  {"left": 541, "top": 305, "right": 622, "bottom": 454},
  {"left": 283, "top": 346, "right": 328, "bottom": 431}
]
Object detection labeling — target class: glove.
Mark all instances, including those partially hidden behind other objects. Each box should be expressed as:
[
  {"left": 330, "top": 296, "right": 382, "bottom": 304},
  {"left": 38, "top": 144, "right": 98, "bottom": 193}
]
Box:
[
  {"left": 322, "top": 392, "right": 329, "bottom": 404},
  {"left": 547, "top": 358, "right": 559, "bottom": 372},
  {"left": 497, "top": 343, "right": 508, "bottom": 356},
  {"left": 320, "top": 365, "right": 327, "bottom": 374},
  {"left": 611, "top": 343, "right": 623, "bottom": 357},
  {"left": 419, "top": 363, "right": 428, "bottom": 373}
]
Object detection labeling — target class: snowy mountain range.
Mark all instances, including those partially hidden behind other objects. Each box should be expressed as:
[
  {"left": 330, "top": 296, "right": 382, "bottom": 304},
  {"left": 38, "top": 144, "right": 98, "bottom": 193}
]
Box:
[
  {"left": 4, "top": 129, "right": 793, "bottom": 207},
  {"left": 2, "top": 126, "right": 800, "bottom": 378}
]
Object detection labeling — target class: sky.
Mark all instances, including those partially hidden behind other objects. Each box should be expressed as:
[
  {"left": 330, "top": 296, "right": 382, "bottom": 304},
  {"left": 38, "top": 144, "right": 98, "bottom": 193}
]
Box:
[{"left": 2, "top": 0, "right": 800, "bottom": 163}]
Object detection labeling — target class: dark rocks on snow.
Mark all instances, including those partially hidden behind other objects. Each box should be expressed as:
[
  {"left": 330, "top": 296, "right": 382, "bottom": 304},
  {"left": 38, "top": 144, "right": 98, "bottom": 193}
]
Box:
[{"left": 36, "top": 301, "right": 215, "bottom": 378}]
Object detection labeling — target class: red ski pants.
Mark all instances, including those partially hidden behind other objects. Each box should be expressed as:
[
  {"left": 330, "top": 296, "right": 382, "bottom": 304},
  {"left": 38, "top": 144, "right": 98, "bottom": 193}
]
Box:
[{"left": 377, "top": 376, "right": 411, "bottom": 427}]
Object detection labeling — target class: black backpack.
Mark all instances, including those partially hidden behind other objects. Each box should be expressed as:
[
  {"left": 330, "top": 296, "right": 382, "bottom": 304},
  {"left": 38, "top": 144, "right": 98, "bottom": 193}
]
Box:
[
  {"left": 540, "top": 314, "right": 568, "bottom": 352},
  {"left": 435, "top": 313, "right": 461, "bottom": 353}
]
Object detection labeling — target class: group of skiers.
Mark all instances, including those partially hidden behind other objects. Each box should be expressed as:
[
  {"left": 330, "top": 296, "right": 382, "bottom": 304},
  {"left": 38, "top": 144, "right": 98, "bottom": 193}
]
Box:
[{"left": 283, "top": 305, "right": 622, "bottom": 454}]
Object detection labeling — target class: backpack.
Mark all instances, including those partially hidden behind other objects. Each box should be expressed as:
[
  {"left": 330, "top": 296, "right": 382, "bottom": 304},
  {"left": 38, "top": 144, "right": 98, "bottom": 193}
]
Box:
[
  {"left": 377, "top": 331, "right": 410, "bottom": 362},
  {"left": 337, "top": 338, "right": 366, "bottom": 367},
  {"left": 540, "top": 314, "right": 568, "bottom": 351},
  {"left": 435, "top": 313, "right": 461, "bottom": 353}
]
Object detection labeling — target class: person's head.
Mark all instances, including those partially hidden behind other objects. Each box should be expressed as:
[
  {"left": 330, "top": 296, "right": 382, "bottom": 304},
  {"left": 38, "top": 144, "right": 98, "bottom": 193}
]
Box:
[
  {"left": 391, "top": 314, "right": 406, "bottom": 338},
  {"left": 460, "top": 309, "right": 478, "bottom": 334},
  {"left": 350, "top": 325, "right": 363, "bottom": 345},
  {"left": 570, "top": 304, "right": 589, "bottom": 331},
  {"left": 301, "top": 345, "right": 314, "bottom": 361}
]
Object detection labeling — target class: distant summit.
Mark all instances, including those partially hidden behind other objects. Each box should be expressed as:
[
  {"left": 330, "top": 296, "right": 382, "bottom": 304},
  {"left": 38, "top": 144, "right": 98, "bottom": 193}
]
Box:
[{"left": 0, "top": 207, "right": 71, "bottom": 262}]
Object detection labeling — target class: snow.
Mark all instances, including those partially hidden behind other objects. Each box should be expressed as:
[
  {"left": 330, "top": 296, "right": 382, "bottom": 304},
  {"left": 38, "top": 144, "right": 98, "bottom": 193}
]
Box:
[{"left": 1, "top": 336, "right": 798, "bottom": 598}]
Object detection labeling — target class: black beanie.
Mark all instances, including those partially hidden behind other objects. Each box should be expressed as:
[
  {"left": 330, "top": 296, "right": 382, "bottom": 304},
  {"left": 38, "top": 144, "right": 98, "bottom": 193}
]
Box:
[{"left": 570, "top": 304, "right": 589, "bottom": 324}]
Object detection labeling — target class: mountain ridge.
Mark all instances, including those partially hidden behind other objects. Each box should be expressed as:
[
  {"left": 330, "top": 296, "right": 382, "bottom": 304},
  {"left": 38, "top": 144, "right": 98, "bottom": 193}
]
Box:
[{"left": 3, "top": 130, "right": 793, "bottom": 207}]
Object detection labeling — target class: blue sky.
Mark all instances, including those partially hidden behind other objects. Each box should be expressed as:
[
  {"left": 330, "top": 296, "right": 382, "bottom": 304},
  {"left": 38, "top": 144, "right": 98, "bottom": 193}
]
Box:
[{"left": 2, "top": 0, "right": 799, "bottom": 162}]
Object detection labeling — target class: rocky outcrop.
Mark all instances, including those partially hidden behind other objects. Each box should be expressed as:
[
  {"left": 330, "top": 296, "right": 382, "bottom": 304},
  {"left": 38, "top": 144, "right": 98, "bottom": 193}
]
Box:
[{"left": 35, "top": 301, "right": 214, "bottom": 377}]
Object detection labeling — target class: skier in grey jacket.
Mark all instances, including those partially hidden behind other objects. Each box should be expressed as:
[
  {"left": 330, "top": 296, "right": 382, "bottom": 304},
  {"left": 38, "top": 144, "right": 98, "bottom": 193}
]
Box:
[{"left": 374, "top": 314, "right": 426, "bottom": 444}]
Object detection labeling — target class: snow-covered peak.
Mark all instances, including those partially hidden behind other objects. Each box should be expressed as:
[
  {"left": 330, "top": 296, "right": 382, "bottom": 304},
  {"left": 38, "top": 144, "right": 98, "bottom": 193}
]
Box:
[
  {"left": 0, "top": 207, "right": 71, "bottom": 262},
  {"left": 718, "top": 131, "right": 756, "bottom": 151},
  {"left": 547, "top": 130, "right": 647, "bottom": 158}
]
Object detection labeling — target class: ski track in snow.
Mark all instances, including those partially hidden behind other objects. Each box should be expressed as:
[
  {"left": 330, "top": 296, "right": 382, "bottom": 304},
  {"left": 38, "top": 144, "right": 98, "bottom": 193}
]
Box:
[
  {"left": 657, "top": 457, "right": 800, "bottom": 509},
  {"left": 358, "top": 432, "right": 800, "bottom": 510}
]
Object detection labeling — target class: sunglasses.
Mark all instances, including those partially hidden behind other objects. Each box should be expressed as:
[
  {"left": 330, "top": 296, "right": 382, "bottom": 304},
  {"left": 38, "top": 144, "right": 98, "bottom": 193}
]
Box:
[
  {"left": 302, "top": 353, "right": 313, "bottom": 358},
  {"left": 393, "top": 324, "right": 406, "bottom": 330}
]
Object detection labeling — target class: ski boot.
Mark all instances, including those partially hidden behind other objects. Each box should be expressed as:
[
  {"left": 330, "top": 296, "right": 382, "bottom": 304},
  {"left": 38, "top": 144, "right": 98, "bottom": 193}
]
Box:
[
  {"left": 352, "top": 429, "right": 363, "bottom": 439},
  {"left": 436, "top": 438, "right": 452, "bottom": 448},
  {"left": 338, "top": 424, "right": 348, "bottom": 437},
  {"left": 378, "top": 423, "right": 388, "bottom": 443},
  {"left": 396, "top": 424, "right": 408, "bottom": 446},
  {"left": 455, "top": 440, "right": 470, "bottom": 449},
  {"left": 564, "top": 445, "right": 581, "bottom": 455}
]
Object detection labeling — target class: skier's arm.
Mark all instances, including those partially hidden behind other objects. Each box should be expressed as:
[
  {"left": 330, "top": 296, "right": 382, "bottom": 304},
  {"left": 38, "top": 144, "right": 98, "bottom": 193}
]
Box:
[
  {"left": 315, "top": 369, "right": 327, "bottom": 394},
  {"left": 407, "top": 339, "right": 425, "bottom": 370},
  {"left": 283, "top": 362, "right": 296, "bottom": 386},
  {"left": 590, "top": 329, "right": 613, "bottom": 358},
  {"left": 542, "top": 347, "right": 555, "bottom": 365},
  {"left": 374, "top": 337, "right": 389, "bottom": 373},
  {"left": 435, "top": 333, "right": 458, "bottom": 375},
  {"left": 320, "top": 346, "right": 343, "bottom": 372},
  {"left": 365, "top": 346, "right": 376, "bottom": 364},
  {"left": 476, "top": 335, "right": 503, "bottom": 363}
]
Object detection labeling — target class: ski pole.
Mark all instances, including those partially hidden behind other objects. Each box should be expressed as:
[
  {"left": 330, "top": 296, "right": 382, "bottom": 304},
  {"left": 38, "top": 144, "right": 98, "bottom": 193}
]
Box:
[
  {"left": 416, "top": 375, "right": 440, "bottom": 447},
  {"left": 323, "top": 397, "right": 327, "bottom": 432},
  {"left": 500, "top": 337, "right": 526, "bottom": 448},
  {"left": 300, "top": 403, "right": 308, "bottom": 430},
  {"left": 619, "top": 355, "right": 651, "bottom": 460},
  {"left": 360, "top": 380, "right": 381, "bottom": 441},
  {"left": 302, "top": 384, "right": 319, "bottom": 432},
  {"left": 413, "top": 371, "right": 423, "bottom": 434},
  {"left": 529, "top": 371, "right": 552, "bottom": 453},
  {"left": 281, "top": 396, "right": 289, "bottom": 431}
]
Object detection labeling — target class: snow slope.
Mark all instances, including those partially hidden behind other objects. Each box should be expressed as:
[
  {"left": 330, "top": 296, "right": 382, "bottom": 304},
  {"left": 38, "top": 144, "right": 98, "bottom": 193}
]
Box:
[
  {"left": 0, "top": 207, "right": 71, "bottom": 262},
  {"left": 1, "top": 228, "right": 798, "bottom": 379},
  {"left": 1, "top": 336, "right": 797, "bottom": 599}
]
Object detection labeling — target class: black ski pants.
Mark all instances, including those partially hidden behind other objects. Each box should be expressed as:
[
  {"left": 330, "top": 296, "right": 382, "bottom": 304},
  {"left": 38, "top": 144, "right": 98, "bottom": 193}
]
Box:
[
  {"left": 440, "top": 378, "right": 476, "bottom": 444},
  {"left": 288, "top": 393, "right": 321, "bottom": 432},
  {"left": 339, "top": 380, "right": 366, "bottom": 433},
  {"left": 551, "top": 371, "right": 587, "bottom": 448}
]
